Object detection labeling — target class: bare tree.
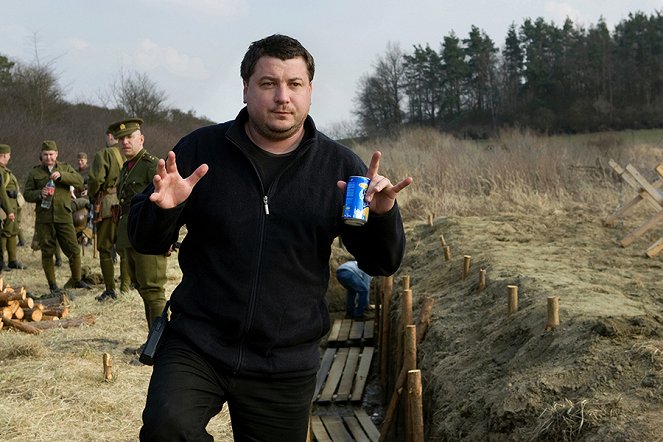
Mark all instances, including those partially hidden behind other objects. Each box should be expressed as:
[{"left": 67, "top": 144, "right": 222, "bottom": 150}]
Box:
[
  {"left": 353, "top": 42, "right": 405, "bottom": 136},
  {"left": 113, "top": 70, "right": 168, "bottom": 120}
]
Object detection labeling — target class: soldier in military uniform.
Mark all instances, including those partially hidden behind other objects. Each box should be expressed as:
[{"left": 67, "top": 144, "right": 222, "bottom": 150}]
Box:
[
  {"left": 114, "top": 119, "right": 167, "bottom": 327},
  {"left": 0, "top": 144, "right": 27, "bottom": 271},
  {"left": 89, "top": 126, "right": 126, "bottom": 301},
  {"left": 23, "top": 140, "right": 91, "bottom": 292}
]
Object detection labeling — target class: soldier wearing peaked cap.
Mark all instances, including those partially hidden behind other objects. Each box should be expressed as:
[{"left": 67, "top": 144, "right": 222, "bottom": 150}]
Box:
[
  {"left": 88, "top": 125, "right": 128, "bottom": 301},
  {"left": 112, "top": 118, "right": 167, "bottom": 329},
  {"left": 23, "top": 140, "right": 91, "bottom": 292},
  {"left": 0, "top": 144, "right": 27, "bottom": 271}
]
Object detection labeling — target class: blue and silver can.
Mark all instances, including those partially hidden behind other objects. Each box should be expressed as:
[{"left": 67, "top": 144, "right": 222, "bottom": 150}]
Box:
[{"left": 342, "top": 176, "right": 370, "bottom": 226}]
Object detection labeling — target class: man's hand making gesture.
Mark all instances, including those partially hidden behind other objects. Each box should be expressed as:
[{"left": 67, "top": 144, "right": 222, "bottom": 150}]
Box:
[
  {"left": 149, "top": 151, "right": 209, "bottom": 209},
  {"left": 337, "top": 151, "right": 413, "bottom": 215}
]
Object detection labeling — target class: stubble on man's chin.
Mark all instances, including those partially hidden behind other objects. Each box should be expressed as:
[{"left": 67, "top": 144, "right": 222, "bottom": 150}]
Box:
[{"left": 262, "top": 121, "right": 303, "bottom": 141}]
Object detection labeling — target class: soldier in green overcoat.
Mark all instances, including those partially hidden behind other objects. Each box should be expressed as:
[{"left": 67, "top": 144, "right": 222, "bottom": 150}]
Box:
[
  {"left": 0, "top": 144, "right": 27, "bottom": 270},
  {"left": 114, "top": 119, "right": 167, "bottom": 328},
  {"left": 23, "top": 140, "right": 91, "bottom": 292},
  {"left": 88, "top": 126, "right": 127, "bottom": 301}
]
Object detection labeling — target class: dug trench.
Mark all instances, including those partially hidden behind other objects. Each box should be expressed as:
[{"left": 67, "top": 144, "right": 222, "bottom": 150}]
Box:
[{"left": 326, "top": 206, "right": 663, "bottom": 441}]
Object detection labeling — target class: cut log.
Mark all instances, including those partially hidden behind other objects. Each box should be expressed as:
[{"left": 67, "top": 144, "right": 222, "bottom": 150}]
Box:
[
  {"left": 3, "top": 317, "right": 41, "bottom": 334},
  {"left": 41, "top": 306, "right": 69, "bottom": 318},
  {"left": 0, "top": 287, "right": 26, "bottom": 304},
  {"left": 12, "top": 307, "right": 24, "bottom": 320},
  {"left": 19, "top": 298, "right": 35, "bottom": 309},
  {"left": 21, "top": 308, "right": 43, "bottom": 322},
  {"left": 37, "top": 293, "right": 70, "bottom": 308},
  {"left": 29, "top": 314, "right": 95, "bottom": 330},
  {"left": 40, "top": 315, "right": 60, "bottom": 321},
  {"left": 1, "top": 306, "right": 12, "bottom": 321},
  {"left": 7, "top": 300, "right": 20, "bottom": 315}
]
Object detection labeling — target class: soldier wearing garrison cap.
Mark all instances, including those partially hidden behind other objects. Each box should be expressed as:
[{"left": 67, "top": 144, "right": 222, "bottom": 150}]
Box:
[
  {"left": 112, "top": 118, "right": 167, "bottom": 329},
  {"left": 23, "top": 140, "right": 91, "bottom": 293},
  {"left": 0, "top": 144, "right": 27, "bottom": 271},
  {"left": 89, "top": 123, "right": 128, "bottom": 301}
]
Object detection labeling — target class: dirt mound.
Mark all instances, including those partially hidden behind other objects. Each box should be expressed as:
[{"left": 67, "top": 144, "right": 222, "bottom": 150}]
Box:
[{"left": 397, "top": 207, "right": 663, "bottom": 441}]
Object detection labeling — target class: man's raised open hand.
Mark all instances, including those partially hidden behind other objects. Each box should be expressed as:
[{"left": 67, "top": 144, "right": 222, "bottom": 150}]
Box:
[{"left": 149, "top": 151, "right": 209, "bottom": 209}]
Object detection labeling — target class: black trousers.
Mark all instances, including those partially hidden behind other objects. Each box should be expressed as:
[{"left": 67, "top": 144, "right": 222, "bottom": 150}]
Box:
[{"left": 140, "top": 331, "right": 316, "bottom": 442}]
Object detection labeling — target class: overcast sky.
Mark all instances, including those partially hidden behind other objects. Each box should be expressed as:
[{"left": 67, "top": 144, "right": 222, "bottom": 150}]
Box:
[{"left": 1, "top": 0, "right": 661, "bottom": 132}]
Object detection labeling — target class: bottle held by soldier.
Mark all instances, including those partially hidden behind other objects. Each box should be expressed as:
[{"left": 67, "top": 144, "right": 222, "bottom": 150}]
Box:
[{"left": 41, "top": 178, "right": 55, "bottom": 209}]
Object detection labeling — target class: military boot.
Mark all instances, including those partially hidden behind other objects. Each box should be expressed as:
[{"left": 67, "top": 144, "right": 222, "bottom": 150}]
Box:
[
  {"left": 95, "top": 289, "right": 117, "bottom": 302},
  {"left": 8, "top": 261, "right": 26, "bottom": 270}
]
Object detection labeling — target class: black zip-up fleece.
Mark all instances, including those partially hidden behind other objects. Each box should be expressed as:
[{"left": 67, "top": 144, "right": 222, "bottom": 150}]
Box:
[{"left": 129, "top": 109, "right": 406, "bottom": 377}]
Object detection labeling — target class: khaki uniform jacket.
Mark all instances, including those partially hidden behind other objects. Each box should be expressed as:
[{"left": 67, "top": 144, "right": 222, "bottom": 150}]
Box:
[
  {"left": 88, "top": 145, "right": 123, "bottom": 219},
  {"left": 116, "top": 148, "right": 158, "bottom": 249},
  {"left": 0, "top": 164, "right": 20, "bottom": 236},
  {"left": 24, "top": 163, "right": 84, "bottom": 224}
]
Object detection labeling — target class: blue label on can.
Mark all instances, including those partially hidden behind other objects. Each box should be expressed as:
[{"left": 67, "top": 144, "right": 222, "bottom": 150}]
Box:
[{"left": 342, "top": 176, "right": 370, "bottom": 225}]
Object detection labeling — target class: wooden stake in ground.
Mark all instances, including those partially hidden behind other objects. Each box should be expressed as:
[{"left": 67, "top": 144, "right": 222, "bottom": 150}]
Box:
[
  {"left": 415, "top": 296, "right": 434, "bottom": 344},
  {"left": 439, "top": 234, "right": 446, "bottom": 247},
  {"left": 545, "top": 296, "right": 560, "bottom": 331},
  {"left": 402, "top": 275, "right": 410, "bottom": 292},
  {"left": 380, "top": 275, "right": 393, "bottom": 404},
  {"left": 508, "top": 285, "right": 519, "bottom": 314},
  {"left": 478, "top": 269, "right": 486, "bottom": 292},
  {"left": 461, "top": 255, "right": 471, "bottom": 280},
  {"left": 443, "top": 245, "right": 451, "bottom": 261},
  {"left": 407, "top": 369, "right": 425, "bottom": 442},
  {"left": 397, "top": 289, "right": 413, "bottom": 381},
  {"left": 427, "top": 213, "right": 433, "bottom": 226},
  {"left": 380, "top": 326, "right": 417, "bottom": 442},
  {"left": 103, "top": 353, "right": 113, "bottom": 381}
]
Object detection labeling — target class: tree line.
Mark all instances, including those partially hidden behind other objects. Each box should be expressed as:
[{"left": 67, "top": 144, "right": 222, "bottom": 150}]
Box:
[{"left": 354, "top": 10, "right": 663, "bottom": 138}]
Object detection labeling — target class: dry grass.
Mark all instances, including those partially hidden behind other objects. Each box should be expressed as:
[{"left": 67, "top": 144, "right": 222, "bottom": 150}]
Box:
[
  {"left": 350, "top": 127, "right": 663, "bottom": 221},
  {"left": 531, "top": 399, "right": 601, "bottom": 441},
  {"left": 2, "top": 127, "right": 662, "bottom": 441},
  {"left": 0, "top": 219, "right": 233, "bottom": 441}
]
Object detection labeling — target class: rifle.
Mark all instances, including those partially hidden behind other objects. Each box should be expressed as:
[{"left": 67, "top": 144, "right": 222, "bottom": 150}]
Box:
[{"left": 91, "top": 195, "right": 102, "bottom": 259}]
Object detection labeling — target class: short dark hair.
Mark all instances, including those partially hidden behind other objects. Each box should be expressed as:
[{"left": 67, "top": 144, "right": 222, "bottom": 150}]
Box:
[{"left": 240, "top": 34, "right": 315, "bottom": 83}]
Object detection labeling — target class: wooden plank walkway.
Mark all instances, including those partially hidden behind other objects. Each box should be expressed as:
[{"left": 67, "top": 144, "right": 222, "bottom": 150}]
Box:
[
  {"left": 327, "top": 318, "right": 374, "bottom": 347},
  {"left": 315, "top": 346, "right": 374, "bottom": 404},
  {"left": 312, "top": 318, "right": 380, "bottom": 441},
  {"left": 311, "top": 409, "right": 379, "bottom": 442}
]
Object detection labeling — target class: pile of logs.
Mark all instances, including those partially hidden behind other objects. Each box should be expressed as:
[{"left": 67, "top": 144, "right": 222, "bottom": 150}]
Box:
[{"left": 0, "top": 278, "right": 94, "bottom": 334}]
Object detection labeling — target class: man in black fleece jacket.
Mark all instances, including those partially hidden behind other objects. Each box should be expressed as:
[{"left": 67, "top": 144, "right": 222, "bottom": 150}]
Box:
[{"left": 130, "top": 34, "right": 412, "bottom": 442}]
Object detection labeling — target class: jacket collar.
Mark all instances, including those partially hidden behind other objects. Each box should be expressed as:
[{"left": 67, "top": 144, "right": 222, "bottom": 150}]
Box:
[{"left": 226, "top": 107, "right": 318, "bottom": 154}]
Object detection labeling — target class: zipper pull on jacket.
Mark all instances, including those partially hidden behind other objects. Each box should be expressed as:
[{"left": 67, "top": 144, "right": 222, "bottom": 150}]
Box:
[{"left": 263, "top": 195, "right": 269, "bottom": 215}]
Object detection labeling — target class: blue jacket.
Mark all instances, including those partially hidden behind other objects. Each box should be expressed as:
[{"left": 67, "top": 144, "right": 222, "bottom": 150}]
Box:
[{"left": 128, "top": 108, "right": 405, "bottom": 377}]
